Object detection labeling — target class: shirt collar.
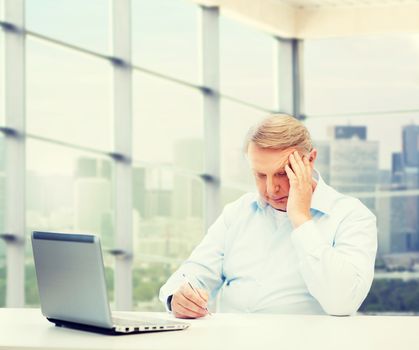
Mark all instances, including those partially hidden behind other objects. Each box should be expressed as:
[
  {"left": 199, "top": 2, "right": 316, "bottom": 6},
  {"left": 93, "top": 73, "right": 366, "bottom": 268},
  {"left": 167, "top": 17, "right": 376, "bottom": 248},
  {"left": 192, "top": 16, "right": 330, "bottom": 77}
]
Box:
[
  {"left": 252, "top": 169, "right": 333, "bottom": 215},
  {"left": 310, "top": 169, "right": 333, "bottom": 215}
]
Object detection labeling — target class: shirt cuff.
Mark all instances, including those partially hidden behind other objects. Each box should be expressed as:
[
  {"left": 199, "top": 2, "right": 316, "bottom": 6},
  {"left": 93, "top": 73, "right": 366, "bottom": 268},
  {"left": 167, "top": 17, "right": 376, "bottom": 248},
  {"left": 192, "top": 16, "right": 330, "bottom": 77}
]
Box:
[{"left": 291, "top": 219, "right": 329, "bottom": 260}]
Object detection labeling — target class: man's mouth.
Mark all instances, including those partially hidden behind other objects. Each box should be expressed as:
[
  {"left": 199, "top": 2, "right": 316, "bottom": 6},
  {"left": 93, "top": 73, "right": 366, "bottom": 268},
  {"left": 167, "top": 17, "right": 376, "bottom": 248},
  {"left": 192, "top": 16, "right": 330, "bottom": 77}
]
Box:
[{"left": 270, "top": 196, "right": 288, "bottom": 202}]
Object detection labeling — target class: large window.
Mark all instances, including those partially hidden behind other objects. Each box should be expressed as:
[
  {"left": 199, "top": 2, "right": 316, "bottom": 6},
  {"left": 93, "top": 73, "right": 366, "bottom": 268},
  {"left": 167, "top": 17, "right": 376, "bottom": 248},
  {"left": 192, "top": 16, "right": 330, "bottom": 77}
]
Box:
[
  {"left": 305, "top": 35, "right": 419, "bottom": 116},
  {"left": 130, "top": 0, "right": 204, "bottom": 309},
  {"left": 0, "top": 134, "right": 5, "bottom": 307},
  {"left": 0, "top": 30, "right": 4, "bottom": 125},
  {"left": 220, "top": 99, "right": 265, "bottom": 206},
  {"left": 131, "top": 0, "right": 198, "bottom": 84},
  {"left": 25, "top": 0, "right": 109, "bottom": 54},
  {"left": 132, "top": 165, "right": 204, "bottom": 310},
  {"left": 132, "top": 72, "right": 203, "bottom": 170},
  {"left": 0, "top": 8, "right": 5, "bottom": 308},
  {"left": 26, "top": 37, "right": 113, "bottom": 151},
  {"left": 218, "top": 15, "right": 275, "bottom": 208},
  {"left": 2, "top": 0, "right": 419, "bottom": 316},
  {"left": 305, "top": 35, "right": 419, "bottom": 314},
  {"left": 25, "top": 138, "right": 115, "bottom": 306},
  {"left": 220, "top": 16, "right": 275, "bottom": 110}
]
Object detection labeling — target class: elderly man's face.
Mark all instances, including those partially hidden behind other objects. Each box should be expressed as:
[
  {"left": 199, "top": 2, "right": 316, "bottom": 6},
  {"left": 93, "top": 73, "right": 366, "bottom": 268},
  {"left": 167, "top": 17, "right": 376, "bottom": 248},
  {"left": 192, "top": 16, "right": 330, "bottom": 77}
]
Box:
[{"left": 247, "top": 142, "right": 315, "bottom": 211}]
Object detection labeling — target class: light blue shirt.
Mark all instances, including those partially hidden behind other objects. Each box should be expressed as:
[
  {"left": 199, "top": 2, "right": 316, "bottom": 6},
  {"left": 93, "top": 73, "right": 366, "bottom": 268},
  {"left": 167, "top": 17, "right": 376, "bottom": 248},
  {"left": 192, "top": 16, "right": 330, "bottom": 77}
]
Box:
[{"left": 159, "top": 171, "right": 377, "bottom": 315}]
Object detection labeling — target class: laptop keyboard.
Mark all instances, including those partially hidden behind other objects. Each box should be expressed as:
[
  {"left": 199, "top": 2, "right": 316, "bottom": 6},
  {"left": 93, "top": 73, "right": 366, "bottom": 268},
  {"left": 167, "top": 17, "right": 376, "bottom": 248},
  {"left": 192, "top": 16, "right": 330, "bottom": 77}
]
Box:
[
  {"left": 112, "top": 318, "right": 156, "bottom": 326},
  {"left": 112, "top": 317, "right": 176, "bottom": 327}
]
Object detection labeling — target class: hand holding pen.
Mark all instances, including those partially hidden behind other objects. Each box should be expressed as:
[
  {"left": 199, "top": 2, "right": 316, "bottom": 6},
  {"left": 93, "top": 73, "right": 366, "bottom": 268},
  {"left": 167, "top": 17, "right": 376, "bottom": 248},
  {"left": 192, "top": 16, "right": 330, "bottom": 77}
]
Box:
[
  {"left": 182, "top": 274, "right": 211, "bottom": 315},
  {"left": 170, "top": 273, "right": 210, "bottom": 319}
]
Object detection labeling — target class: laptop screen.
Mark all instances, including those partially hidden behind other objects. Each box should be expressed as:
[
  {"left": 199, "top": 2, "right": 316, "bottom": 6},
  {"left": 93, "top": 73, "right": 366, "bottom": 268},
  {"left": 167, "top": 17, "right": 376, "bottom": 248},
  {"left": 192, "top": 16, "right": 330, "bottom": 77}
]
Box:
[{"left": 31, "top": 231, "right": 113, "bottom": 328}]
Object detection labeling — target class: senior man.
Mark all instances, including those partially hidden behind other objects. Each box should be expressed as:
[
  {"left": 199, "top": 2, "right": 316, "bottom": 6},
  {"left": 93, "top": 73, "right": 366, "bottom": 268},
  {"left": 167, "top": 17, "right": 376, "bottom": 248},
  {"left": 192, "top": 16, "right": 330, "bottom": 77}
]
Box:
[{"left": 159, "top": 114, "right": 377, "bottom": 317}]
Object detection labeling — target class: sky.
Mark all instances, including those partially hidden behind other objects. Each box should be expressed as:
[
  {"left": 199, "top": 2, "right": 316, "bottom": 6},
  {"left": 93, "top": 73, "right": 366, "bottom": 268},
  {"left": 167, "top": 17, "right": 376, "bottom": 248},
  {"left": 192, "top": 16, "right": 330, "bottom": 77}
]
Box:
[{"left": 1, "top": 0, "right": 419, "bottom": 175}]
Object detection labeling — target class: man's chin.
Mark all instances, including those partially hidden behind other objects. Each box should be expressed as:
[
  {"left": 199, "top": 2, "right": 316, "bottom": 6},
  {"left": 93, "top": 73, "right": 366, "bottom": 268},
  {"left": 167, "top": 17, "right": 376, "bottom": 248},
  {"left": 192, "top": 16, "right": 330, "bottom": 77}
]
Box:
[{"left": 268, "top": 201, "right": 287, "bottom": 212}]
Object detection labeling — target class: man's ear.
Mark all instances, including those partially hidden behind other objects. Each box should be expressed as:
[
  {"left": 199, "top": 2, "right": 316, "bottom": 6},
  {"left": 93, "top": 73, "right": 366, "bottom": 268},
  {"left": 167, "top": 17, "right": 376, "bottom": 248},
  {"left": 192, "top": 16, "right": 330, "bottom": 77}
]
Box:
[{"left": 308, "top": 148, "right": 317, "bottom": 168}]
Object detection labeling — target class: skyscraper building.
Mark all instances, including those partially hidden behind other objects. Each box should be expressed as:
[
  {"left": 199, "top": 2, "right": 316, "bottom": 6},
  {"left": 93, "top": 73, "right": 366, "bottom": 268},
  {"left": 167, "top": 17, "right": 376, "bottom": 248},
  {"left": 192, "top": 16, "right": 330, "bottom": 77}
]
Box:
[
  {"left": 391, "top": 152, "right": 405, "bottom": 184},
  {"left": 74, "top": 157, "right": 113, "bottom": 248},
  {"left": 312, "top": 141, "right": 330, "bottom": 184},
  {"left": 133, "top": 166, "right": 146, "bottom": 218},
  {"left": 402, "top": 124, "right": 419, "bottom": 167},
  {"left": 330, "top": 133, "right": 378, "bottom": 189},
  {"left": 173, "top": 138, "right": 203, "bottom": 220},
  {"left": 329, "top": 126, "right": 379, "bottom": 211},
  {"left": 388, "top": 124, "right": 419, "bottom": 253},
  {"left": 334, "top": 125, "right": 367, "bottom": 140},
  {"left": 376, "top": 191, "right": 391, "bottom": 255}
]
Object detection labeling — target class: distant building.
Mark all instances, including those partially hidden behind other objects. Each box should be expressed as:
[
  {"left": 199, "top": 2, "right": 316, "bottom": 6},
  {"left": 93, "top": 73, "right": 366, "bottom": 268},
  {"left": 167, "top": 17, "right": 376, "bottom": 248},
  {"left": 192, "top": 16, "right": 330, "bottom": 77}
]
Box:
[
  {"left": 402, "top": 124, "right": 419, "bottom": 167},
  {"left": 76, "top": 157, "right": 111, "bottom": 179},
  {"left": 312, "top": 140, "right": 330, "bottom": 184},
  {"left": 74, "top": 157, "right": 113, "bottom": 247},
  {"left": 330, "top": 141, "right": 379, "bottom": 209},
  {"left": 389, "top": 124, "right": 419, "bottom": 253},
  {"left": 376, "top": 188, "right": 391, "bottom": 255},
  {"left": 329, "top": 126, "right": 379, "bottom": 211},
  {"left": 334, "top": 125, "right": 367, "bottom": 140},
  {"left": 391, "top": 152, "right": 405, "bottom": 184},
  {"left": 133, "top": 166, "right": 146, "bottom": 218},
  {"left": 173, "top": 138, "right": 203, "bottom": 220}
]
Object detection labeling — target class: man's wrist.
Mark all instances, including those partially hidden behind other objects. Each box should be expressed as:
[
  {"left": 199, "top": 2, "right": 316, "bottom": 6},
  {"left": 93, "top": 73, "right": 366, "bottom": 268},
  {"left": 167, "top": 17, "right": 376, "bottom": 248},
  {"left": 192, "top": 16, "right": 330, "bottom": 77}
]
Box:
[{"left": 290, "top": 214, "right": 311, "bottom": 229}]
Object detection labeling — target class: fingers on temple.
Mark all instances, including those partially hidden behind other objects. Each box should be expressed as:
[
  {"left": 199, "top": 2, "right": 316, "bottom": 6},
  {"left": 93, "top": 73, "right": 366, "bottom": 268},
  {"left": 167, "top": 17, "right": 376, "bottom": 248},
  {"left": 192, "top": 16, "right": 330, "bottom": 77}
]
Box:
[
  {"left": 285, "top": 164, "right": 296, "bottom": 181},
  {"left": 292, "top": 151, "right": 310, "bottom": 181},
  {"left": 289, "top": 153, "right": 303, "bottom": 181}
]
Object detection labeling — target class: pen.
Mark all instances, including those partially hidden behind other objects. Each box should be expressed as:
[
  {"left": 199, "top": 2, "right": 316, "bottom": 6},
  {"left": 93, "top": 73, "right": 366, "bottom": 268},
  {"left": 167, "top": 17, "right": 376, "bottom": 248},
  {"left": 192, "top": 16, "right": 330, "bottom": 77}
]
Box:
[{"left": 182, "top": 273, "right": 211, "bottom": 315}]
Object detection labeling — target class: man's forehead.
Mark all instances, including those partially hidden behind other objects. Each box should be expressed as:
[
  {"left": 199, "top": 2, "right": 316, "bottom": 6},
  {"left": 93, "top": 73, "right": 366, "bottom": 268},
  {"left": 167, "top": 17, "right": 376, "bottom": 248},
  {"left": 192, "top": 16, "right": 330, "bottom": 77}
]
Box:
[{"left": 249, "top": 146, "right": 297, "bottom": 172}]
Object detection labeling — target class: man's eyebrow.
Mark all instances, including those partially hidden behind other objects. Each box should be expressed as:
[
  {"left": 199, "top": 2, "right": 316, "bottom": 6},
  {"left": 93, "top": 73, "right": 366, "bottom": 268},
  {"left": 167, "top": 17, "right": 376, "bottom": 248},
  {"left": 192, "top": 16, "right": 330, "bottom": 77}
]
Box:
[
  {"left": 274, "top": 161, "right": 289, "bottom": 172},
  {"left": 252, "top": 164, "right": 288, "bottom": 174},
  {"left": 274, "top": 166, "right": 287, "bottom": 173}
]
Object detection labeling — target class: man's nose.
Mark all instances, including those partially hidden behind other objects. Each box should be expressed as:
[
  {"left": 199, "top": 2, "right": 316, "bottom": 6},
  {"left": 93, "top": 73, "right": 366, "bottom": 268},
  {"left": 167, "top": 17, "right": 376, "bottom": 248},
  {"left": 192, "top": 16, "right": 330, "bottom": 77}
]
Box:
[{"left": 266, "top": 178, "right": 280, "bottom": 195}]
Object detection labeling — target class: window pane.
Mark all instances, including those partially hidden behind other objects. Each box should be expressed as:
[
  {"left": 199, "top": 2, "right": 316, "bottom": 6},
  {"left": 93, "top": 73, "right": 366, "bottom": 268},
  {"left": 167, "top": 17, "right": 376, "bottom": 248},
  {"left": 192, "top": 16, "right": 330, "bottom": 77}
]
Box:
[
  {"left": 26, "top": 37, "right": 113, "bottom": 151},
  {"left": 220, "top": 17, "right": 275, "bottom": 109},
  {"left": 220, "top": 100, "right": 266, "bottom": 200},
  {"left": 132, "top": 0, "right": 198, "bottom": 84},
  {"left": 133, "top": 72, "right": 203, "bottom": 170},
  {"left": 306, "top": 114, "right": 419, "bottom": 190},
  {"left": 25, "top": 139, "right": 115, "bottom": 306},
  {"left": 25, "top": 0, "right": 109, "bottom": 54},
  {"left": 360, "top": 193, "right": 419, "bottom": 314},
  {"left": 305, "top": 35, "right": 419, "bottom": 115},
  {"left": 221, "top": 186, "right": 247, "bottom": 211},
  {"left": 133, "top": 166, "right": 204, "bottom": 310},
  {"left": 0, "top": 134, "right": 5, "bottom": 307},
  {"left": 305, "top": 113, "right": 419, "bottom": 314},
  {"left": 360, "top": 274, "right": 419, "bottom": 314},
  {"left": 133, "top": 261, "right": 175, "bottom": 312},
  {"left": 0, "top": 258, "right": 4, "bottom": 307},
  {"left": 0, "top": 30, "right": 4, "bottom": 125}
]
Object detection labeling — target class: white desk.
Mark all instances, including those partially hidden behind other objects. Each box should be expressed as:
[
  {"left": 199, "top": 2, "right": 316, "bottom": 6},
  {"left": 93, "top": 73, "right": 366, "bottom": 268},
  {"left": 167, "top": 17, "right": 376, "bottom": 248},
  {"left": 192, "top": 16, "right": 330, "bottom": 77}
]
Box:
[{"left": 0, "top": 308, "right": 418, "bottom": 350}]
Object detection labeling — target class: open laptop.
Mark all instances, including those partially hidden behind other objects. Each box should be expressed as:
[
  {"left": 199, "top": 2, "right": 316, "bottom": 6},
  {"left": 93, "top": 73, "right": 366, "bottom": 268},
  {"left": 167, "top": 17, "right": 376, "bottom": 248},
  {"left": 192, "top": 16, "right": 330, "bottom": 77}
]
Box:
[{"left": 31, "top": 231, "right": 189, "bottom": 335}]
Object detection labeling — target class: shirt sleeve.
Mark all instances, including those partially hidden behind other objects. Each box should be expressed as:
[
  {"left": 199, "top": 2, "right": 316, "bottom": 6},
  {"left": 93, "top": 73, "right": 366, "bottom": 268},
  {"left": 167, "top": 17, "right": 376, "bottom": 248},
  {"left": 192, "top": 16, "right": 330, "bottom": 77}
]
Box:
[
  {"left": 158, "top": 206, "right": 229, "bottom": 312},
  {"left": 291, "top": 202, "right": 377, "bottom": 316}
]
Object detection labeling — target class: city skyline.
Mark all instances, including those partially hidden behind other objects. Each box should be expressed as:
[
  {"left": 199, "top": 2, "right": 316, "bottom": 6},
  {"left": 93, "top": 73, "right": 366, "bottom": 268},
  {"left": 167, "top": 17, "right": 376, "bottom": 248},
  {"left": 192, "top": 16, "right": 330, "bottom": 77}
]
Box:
[{"left": 1, "top": 119, "right": 418, "bottom": 310}]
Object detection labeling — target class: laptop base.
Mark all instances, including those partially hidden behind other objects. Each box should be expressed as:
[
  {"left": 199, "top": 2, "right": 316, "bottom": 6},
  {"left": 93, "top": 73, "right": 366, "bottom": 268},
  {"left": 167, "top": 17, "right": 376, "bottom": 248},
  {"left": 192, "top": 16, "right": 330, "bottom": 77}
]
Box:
[{"left": 47, "top": 318, "right": 174, "bottom": 336}]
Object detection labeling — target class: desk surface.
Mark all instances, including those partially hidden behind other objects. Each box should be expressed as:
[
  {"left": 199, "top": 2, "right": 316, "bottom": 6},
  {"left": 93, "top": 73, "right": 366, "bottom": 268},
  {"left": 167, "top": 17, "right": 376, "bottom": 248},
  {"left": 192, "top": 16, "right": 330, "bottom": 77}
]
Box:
[{"left": 0, "top": 308, "right": 418, "bottom": 350}]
